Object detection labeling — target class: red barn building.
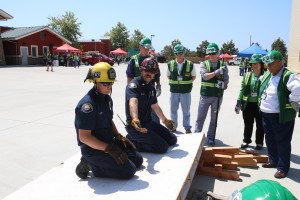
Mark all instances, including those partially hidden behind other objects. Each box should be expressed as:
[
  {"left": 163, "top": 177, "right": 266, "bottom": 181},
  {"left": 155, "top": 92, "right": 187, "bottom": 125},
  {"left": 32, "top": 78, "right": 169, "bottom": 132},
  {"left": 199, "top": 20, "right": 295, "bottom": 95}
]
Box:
[{"left": 1, "top": 26, "right": 70, "bottom": 65}]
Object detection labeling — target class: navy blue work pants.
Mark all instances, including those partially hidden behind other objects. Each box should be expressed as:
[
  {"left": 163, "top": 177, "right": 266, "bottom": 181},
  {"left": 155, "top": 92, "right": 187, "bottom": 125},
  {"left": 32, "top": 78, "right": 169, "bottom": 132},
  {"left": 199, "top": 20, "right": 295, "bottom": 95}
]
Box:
[
  {"left": 81, "top": 145, "right": 143, "bottom": 179},
  {"left": 127, "top": 121, "right": 177, "bottom": 154},
  {"left": 261, "top": 112, "right": 295, "bottom": 173}
]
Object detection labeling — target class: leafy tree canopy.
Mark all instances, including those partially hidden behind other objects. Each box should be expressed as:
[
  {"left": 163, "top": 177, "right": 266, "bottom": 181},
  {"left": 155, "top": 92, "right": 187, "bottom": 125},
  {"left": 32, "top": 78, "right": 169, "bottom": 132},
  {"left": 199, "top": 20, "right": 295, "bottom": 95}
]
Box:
[
  {"left": 106, "top": 22, "right": 130, "bottom": 50},
  {"left": 220, "top": 40, "right": 238, "bottom": 55},
  {"left": 271, "top": 37, "right": 287, "bottom": 57},
  {"left": 48, "top": 11, "right": 82, "bottom": 48},
  {"left": 127, "top": 29, "right": 145, "bottom": 51},
  {"left": 196, "top": 40, "right": 209, "bottom": 58}
]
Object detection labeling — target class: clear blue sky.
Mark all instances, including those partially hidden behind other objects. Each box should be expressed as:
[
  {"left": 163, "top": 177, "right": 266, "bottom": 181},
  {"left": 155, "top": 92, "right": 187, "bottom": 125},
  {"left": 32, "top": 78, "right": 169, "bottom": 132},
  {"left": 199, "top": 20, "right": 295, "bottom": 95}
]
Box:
[{"left": 1, "top": 0, "right": 292, "bottom": 53}]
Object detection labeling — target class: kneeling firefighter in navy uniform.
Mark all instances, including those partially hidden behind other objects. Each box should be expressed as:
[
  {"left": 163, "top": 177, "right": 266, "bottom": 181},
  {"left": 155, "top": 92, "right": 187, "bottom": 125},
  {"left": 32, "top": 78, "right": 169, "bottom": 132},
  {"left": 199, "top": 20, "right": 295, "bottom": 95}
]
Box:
[
  {"left": 74, "top": 62, "right": 143, "bottom": 179},
  {"left": 125, "top": 57, "right": 177, "bottom": 153}
]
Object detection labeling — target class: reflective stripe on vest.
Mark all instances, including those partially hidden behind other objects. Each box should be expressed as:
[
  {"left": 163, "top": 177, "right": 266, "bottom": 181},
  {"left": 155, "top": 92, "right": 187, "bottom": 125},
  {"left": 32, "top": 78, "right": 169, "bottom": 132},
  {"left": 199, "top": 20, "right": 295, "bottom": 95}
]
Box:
[
  {"left": 133, "top": 54, "right": 154, "bottom": 68},
  {"left": 200, "top": 60, "right": 223, "bottom": 88},
  {"left": 133, "top": 55, "right": 139, "bottom": 68},
  {"left": 169, "top": 60, "right": 192, "bottom": 85},
  {"left": 170, "top": 60, "right": 191, "bottom": 72},
  {"left": 242, "top": 72, "right": 252, "bottom": 101}
]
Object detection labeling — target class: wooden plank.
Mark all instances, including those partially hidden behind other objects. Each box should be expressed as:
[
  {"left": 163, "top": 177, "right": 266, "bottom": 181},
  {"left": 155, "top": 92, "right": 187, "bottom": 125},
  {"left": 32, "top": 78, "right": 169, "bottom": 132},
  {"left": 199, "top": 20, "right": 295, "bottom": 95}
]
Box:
[
  {"left": 211, "top": 147, "right": 240, "bottom": 155},
  {"left": 222, "top": 162, "right": 238, "bottom": 170},
  {"left": 253, "top": 155, "right": 269, "bottom": 163},
  {"left": 197, "top": 166, "right": 240, "bottom": 181},
  {"left": 200, "top": 154, "right": 232, "bottom": 164},
  {"left": 202, "top": 162, "right": 238, "bottom": 170},
  {"left": 239, "top": 149, "right": 260, "bottom": 155},
  {"left": 214, "top": 164, "right": 223, "bottom": 172},
  {"left": 233, "top": 159, "right": 257, "bottom": 167}
]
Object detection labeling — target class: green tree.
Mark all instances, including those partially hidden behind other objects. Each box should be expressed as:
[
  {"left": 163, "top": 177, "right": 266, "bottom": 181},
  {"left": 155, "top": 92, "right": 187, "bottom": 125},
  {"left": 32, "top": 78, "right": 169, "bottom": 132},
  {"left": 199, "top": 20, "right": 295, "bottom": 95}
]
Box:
[
  {"left": 48, "top": 11, "right": 82, "bottom": 48},
  {"left": 220, "top": 40, "right": 238, "bottom": 55},
  {"left": 196, "top": 40, "right": 209, "bottom": 57},
  {"left": 271, "top": 37, "right": 287, "bottom": 57},
  {"left": 107, "top": 22, "right": 130, "bottom": 50},
  {"left": 127, "top": 29, "right": 145, "bottom": 50}
]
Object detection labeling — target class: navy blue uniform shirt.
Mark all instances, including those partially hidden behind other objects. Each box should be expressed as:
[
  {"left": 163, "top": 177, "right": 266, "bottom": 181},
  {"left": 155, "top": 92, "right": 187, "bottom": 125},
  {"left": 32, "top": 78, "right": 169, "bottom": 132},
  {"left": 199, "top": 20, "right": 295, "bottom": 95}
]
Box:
[
  {"left": 125, "top": 77, "right": 158, "bottom": 124},
  {"left": 75, "top": 88, "right": 114, "bottom": 146}
]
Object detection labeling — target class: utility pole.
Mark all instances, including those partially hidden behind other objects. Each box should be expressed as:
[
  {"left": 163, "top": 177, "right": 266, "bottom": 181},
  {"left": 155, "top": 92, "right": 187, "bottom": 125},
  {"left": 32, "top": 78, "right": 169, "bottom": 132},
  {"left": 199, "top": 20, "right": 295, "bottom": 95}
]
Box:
[{"left": 150, "top": 34, "right": 155, "bottom": 42}]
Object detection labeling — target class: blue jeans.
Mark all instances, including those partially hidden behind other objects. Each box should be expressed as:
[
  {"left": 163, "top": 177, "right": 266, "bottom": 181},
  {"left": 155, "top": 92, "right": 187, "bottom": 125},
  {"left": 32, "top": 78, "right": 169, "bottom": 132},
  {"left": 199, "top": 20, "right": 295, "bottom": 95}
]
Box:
[
  {"left": 127, "top": 121, "right": 177, "bottom": 154},
  {"left": 170, "top": 92, "right": 192, "bottom": 130},
  {"left": 81, "top": 144, "right": 143, "bottom": 179},
  {"left": 261, "top": 112, "right": 295, "bottom": 173}
]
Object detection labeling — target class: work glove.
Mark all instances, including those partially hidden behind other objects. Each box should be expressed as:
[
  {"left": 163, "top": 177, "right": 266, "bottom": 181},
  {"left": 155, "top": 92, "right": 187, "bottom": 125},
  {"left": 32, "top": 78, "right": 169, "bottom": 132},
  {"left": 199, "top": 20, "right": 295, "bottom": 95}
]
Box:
[
  {"left": 235, "top": 100, "right": 242, "bottom": 114},
  {"left": 214, "top": 66, "right": 226, "bottom": 77},
  {"left": 216, "top": 80, "right": 225, "bottom": 89},
  {"left": 115, "top": 133, "right": 136, "bottom": 151},
  {"left": 291, "top": 101, "right": 300, "bottom": 112},
  {"left": 105, "top": 142, "right": 128, "bottom": 165},
  {"left": 131, "top": 118, "right": 148, "bottom": 133},
  {"left": 163, "top": 118, "right": 176, "bottom": 132},
  {"left": 156, "top": 85, "right": 161, "bottom": 97}
]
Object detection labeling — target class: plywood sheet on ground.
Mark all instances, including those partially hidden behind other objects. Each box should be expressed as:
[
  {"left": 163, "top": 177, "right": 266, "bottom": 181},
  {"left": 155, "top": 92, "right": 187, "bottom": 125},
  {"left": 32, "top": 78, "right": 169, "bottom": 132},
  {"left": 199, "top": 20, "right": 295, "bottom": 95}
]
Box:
[{"left": 3, "top": 133, "right": 204, "bottom": 200}]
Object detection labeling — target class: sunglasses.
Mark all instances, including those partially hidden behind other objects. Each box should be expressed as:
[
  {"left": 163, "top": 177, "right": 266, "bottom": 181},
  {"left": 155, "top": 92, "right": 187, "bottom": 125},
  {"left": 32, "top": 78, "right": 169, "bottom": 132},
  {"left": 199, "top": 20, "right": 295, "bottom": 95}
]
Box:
[
  {"left": 175, "top": 53, "right": 184, "bottom": 55},
  {"left": 100, "top": 82, "right": 113, "bottom": 86},
  {"left": 208, "top": 53, "right": 217, "bottom": 55}
]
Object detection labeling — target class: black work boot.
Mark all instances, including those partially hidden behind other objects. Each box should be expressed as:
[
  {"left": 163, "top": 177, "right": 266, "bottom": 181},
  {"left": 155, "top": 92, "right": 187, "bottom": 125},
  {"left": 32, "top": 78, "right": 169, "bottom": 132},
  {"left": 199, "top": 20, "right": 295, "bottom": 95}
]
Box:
[{"left": 75, "top": 157, "right": 91, "bottom": 179}]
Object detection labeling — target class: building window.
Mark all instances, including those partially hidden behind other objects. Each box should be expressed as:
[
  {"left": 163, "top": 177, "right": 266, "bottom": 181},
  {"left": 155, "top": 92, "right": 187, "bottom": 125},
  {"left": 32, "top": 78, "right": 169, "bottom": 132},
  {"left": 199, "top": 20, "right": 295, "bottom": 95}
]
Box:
[
  {"left": 43, "top": 46, "right": 49, "bottom": 54},
  {"left": 31, "top": 45, "right": 38, "bottom": 58}
]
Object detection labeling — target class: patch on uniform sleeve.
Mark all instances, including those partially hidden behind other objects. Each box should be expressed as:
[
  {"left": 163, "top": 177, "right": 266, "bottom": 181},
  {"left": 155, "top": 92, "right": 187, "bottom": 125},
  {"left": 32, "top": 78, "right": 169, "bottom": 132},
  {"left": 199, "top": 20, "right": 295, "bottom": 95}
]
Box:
[
  {"left": 81, "top": 103, "right": 93, "bottom": 113},
  {"left": 129, "top": 82, "right": 137, "bottom": 88}
]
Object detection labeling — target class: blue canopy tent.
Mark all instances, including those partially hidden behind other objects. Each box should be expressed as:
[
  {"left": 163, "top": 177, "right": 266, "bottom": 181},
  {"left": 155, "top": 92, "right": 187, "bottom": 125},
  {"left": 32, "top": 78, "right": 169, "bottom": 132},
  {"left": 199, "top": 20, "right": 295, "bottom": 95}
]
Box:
[{"left": 237, "top": 44, "right": 267, "bottom": 58}]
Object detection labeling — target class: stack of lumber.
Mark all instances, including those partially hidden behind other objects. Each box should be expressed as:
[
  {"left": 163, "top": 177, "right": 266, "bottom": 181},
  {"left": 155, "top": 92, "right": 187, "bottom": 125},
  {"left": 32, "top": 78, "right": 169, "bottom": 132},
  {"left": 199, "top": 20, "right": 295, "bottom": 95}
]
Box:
[{"left": 197, "top": 146, "right": 268, "bottom": 181}]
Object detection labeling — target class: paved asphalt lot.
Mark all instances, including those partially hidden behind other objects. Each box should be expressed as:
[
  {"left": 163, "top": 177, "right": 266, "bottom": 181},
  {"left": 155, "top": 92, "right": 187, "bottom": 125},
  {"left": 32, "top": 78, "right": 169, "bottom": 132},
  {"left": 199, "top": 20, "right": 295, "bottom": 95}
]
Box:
[{"left": 0, "top": 63, "right": 299, "bottom": 199}]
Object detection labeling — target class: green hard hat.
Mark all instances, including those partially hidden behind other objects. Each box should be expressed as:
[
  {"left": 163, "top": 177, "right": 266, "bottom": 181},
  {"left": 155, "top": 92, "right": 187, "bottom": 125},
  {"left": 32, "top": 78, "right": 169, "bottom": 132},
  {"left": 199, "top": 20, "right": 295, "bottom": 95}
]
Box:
[
  {"left": 230, "top": 179, "right": 296, "bottom": 200},
  {"left": 173, "top": 44, "right": 185, "bottom": 54},
  {"left": 249, "top": 53, "right": 263, "bottom": 64},
  {"left": 206, "top": 43, "right": 219, "bottom": 54},
  {"left": 139, "top": 37, "right": 152, "bottom": 49},
  {"left": 262, "top": 50, "right": 283, "bottom": 65}
]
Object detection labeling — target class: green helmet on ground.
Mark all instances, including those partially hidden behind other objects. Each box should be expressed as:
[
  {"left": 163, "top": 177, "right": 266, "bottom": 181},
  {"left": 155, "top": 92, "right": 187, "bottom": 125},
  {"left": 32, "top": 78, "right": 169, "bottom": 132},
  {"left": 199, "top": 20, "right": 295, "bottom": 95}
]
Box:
[
  {"left": 206, "top": 43, "right": 219, "bottom": 54},
  {"left": 230, "top": 179, "right": 296, "bottom": 200},
  {"left": 173, "top": 44, "right": 185, "bottom": 54},
  {"left": 139, "top": 37, "right": 153, "bottom": 50},
  {"left": 249, "top": 53, "right": 263, "bottom": 64}
]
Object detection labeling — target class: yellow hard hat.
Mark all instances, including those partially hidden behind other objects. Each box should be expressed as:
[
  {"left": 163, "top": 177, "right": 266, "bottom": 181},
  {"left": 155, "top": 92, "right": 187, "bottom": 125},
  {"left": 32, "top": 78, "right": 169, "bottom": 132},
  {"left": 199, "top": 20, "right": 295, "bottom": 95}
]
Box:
[{"left": 84, "top": 62, "right": 116, "bottom": 83}]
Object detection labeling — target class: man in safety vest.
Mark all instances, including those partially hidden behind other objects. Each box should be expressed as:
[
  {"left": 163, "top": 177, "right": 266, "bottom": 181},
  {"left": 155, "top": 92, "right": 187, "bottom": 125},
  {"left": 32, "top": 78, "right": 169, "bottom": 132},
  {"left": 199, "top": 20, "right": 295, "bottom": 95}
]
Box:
[
  {"left": 126, "top": 37, "right": 161, "bottom": 123},
  {"left": 167, "top": 44, "right": 196, "bottom": 133},
  {"left": 259, "top": 50, "right": 300, "bottom": 179},
  {"left": 194, "top": 43, "right": 229, "bottom": 146}
]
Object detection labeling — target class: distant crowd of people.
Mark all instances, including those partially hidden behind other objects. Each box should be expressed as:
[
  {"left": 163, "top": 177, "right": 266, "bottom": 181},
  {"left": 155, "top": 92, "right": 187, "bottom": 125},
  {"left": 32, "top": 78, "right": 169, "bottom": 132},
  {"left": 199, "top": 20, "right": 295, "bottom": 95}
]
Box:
[{"left": 43, "top": 51, "right": 81, "bottom": 71}]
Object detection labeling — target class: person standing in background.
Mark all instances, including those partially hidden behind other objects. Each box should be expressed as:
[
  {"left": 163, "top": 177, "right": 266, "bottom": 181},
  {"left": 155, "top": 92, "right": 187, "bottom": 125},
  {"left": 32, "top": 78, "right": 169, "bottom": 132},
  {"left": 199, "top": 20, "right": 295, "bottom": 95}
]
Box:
[
  {"left": 194, "top": 43, "right": 229, "bottom": 146},
  {"left": 235, "top": 53, "right": 265, "bottom": 150},
  {"left": 259, "top": 50, "right": 300, "bottom": 179},
  {"left": 167, "top": 44, "right": 196, "bottom": 133},
  {"left": 126, "top": 37, "right": 161, "bottom": 124}
]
